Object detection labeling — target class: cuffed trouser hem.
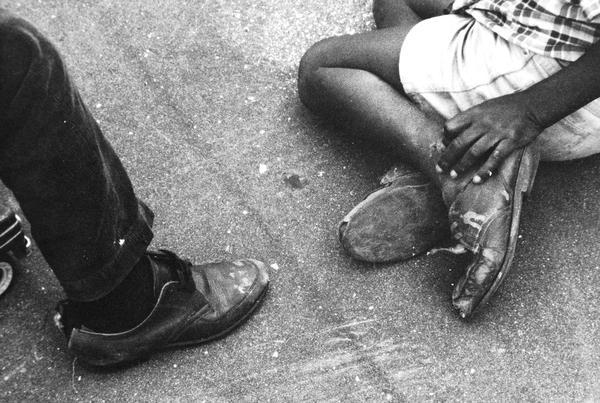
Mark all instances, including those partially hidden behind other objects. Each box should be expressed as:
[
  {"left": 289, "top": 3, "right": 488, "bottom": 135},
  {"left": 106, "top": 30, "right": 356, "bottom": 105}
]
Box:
[{"left": 60, "top": 200, "right": 154, "bottom": 302}]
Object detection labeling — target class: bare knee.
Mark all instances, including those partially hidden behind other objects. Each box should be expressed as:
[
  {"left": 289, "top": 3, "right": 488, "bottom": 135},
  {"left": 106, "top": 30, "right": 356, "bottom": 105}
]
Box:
[{"left": 297, "top": 38, "right": 333, "bottom": 110}]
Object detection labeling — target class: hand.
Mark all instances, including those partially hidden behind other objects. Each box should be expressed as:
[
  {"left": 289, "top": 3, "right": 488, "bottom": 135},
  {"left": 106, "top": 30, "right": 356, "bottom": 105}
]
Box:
[{"left": 437, "top": 92, "right": 543, "bottom": 183}]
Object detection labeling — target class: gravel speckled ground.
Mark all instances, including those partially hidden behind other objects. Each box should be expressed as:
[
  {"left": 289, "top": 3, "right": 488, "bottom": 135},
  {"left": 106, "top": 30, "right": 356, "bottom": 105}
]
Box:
[{"left": 2, "top": 0, "right": 600, "bottom": 401}]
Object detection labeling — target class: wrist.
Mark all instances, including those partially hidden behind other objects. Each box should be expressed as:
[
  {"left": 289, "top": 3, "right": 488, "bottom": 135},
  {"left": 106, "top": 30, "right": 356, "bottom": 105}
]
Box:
[{"left": 518, "top": 87, "right": 556, "bottom": 129}]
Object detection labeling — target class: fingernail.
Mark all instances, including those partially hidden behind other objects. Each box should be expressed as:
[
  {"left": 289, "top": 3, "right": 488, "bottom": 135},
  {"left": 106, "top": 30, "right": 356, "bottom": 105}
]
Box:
[
  {"left": 472, "top": 175, "right": 482, "bottom": 184},
  {"left": 450, "top": 170, "right": 458, "bottom": 179},
  {"left": 435, "top": 164, "right": 443, "bottom": 173}
]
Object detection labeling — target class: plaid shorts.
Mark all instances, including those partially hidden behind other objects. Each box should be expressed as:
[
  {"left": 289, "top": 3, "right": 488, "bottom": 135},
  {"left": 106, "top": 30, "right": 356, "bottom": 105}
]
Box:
[{"left": 399, "top": 14, "right": 600, "bottom": 161}]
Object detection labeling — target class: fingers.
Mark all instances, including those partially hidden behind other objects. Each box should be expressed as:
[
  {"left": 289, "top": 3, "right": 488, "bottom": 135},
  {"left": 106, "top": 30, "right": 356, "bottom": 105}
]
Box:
[
  {"left": 438, "top": 126, "right": 484, "bottom": 173},
  {"left": 452, "top": 134, "right": 499, "bottom": 177},
  {"left": 440, "top": 103, "right": 535, "bottom": 183},
  {"left": 442, "top": 114, "right": 472, "bottom": 147},
  {"left": 439, "top": 134, "right": 518, "bottom": 185},
  {"left": 444, "top": 111, "right": 472, "bottom": 137},
  {"left": 472, "top": 140, "right": 514, "bottom": 184}
]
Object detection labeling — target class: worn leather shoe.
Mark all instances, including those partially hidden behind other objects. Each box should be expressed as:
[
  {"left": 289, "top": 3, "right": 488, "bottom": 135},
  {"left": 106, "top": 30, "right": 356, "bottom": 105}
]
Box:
[
  {"left": 55, "top": 250, "right": 269, "bottom": 366},
  {"left": 339, "top": 166, "right": 449, "bottom": 262},
  {"left": 443, "top": 145, "right": 539, "bottom": 318}
]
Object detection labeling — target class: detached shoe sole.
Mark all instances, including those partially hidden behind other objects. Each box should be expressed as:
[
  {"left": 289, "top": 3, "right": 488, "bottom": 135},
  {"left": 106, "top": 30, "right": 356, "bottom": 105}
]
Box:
[
  {"left": 339, "top": 168, "right": 449, "bottom": 263},
  {"left": 477, "top": 146, "right": 538, "bottom": 310},
  {"left": 449, "top": 145, "right": 539, "bottom": 318}
]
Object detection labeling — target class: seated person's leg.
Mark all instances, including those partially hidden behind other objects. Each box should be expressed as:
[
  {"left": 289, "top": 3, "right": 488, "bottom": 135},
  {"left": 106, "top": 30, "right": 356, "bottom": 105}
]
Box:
[
  {"left": 405, "top": 0, "right": 453, "bottom": 19},
  {"left": 298, "top": 24, "right": 444, "bottom": 185},
  {"left": 298, "top": 23, "right": 453, "bottom": 262},
  {"left": 0, "top": 10, "right": 269, "bottom": 366},
  {"left": 372, "top": 0, "right": 420, "bottom": 29},
  {"left": 373, "top": 0, "right": 452, "bottom": 29},
  {"left": 298, "top": 12, "right": 541, "bottom": 319}
]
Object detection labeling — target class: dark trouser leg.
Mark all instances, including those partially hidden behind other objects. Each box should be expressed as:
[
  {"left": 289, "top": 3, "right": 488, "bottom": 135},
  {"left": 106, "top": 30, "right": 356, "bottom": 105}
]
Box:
[{"left": 0, "top": 10, "right": 153, "bottom": 301}]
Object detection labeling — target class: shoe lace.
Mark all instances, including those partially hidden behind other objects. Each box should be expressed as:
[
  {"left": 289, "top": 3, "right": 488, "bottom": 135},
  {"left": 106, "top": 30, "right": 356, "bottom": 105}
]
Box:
[{"left": 147, "top": 249, "right": 196, "bottom": 292}]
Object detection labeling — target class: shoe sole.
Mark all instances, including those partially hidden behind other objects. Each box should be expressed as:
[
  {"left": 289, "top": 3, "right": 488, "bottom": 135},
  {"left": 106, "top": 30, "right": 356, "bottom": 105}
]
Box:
[
  {"left": 339, "top": 181, "right": 449, "bottom": 263},
  {"left": 477, "top": 145, "right": 538, "bottom": 309}
]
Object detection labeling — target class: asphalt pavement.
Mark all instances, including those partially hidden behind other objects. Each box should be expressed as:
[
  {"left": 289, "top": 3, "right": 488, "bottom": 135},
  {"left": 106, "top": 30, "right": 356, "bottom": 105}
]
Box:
[{"left": 1, "top": 0, "right": 600, "bottom": 401}]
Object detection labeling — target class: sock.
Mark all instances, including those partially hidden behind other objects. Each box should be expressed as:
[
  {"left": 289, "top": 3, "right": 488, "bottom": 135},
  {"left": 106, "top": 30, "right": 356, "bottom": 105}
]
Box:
[{"left": 72, "top": 256, "right": 156, "bottom": 333}]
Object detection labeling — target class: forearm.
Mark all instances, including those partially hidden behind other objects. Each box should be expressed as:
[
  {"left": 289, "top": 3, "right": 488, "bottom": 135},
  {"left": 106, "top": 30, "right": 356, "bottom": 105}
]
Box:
[{"left": 523, "top": 40, "right": 600, "bottom": 128}]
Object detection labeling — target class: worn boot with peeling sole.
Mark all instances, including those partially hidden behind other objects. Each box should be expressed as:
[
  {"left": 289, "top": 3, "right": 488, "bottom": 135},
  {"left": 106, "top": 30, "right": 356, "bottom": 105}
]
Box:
[
  {"left": 445, "top": 145, "right": 539, "bottom": 318},
  {"left": 339, "top": 166, "right": 449, "bottom": 263},
  {"left": 55, "top": 250, "right": 269, "bottom": 366}
]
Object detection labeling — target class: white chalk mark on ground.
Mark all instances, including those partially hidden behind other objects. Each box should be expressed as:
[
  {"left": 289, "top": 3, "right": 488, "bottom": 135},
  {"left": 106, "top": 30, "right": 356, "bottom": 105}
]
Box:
[
  {"left": 325, "top": 337, "right": 353, "bottom": 345},
  {"left": 320, "top": 319, "right": 376, "bottom": 334}
]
